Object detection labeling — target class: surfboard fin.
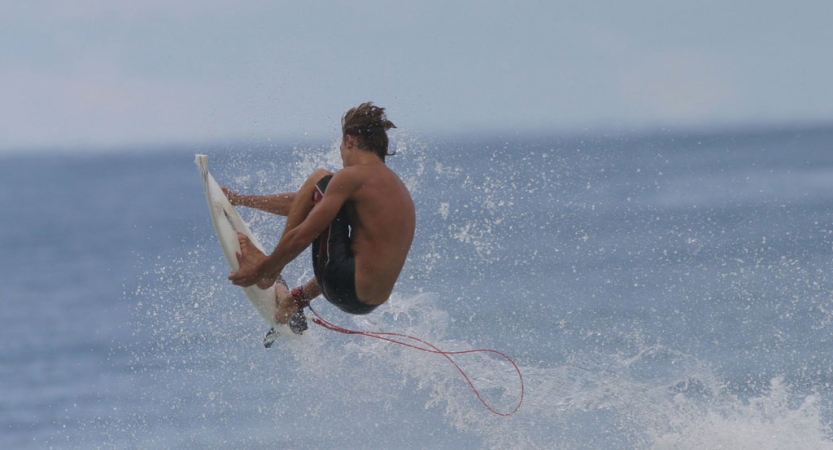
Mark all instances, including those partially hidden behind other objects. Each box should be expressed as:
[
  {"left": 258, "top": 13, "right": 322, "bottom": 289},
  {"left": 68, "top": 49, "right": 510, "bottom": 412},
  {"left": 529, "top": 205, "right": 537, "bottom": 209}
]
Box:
[
  {"left": 289, "top": 311, "right": 308, "bottom": 335},
  {"left": 262, "top": 312, "right": 306, "bottom": 348},
  {"left": 263, "top": 327, "right": 279, "bottom": 348}
]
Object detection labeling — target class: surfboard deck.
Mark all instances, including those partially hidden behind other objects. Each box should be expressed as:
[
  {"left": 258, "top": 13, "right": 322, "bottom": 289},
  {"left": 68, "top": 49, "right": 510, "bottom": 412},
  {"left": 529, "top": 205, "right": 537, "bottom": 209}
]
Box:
[{"left": 195, "top": 154, "right": 289, "bottom": 347}]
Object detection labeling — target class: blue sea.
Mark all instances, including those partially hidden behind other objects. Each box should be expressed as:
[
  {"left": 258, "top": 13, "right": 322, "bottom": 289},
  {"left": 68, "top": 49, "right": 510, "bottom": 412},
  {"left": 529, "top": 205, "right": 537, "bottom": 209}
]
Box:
[{"left": 3, "top": 125, "right": 833, "bottom": 449}]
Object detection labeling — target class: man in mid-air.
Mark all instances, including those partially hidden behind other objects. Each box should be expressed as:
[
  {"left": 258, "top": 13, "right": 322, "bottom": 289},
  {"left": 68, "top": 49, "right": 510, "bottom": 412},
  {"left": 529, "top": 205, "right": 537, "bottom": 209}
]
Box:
[{"left": 226, "top": 102, "right": 415, "bottom": 332}]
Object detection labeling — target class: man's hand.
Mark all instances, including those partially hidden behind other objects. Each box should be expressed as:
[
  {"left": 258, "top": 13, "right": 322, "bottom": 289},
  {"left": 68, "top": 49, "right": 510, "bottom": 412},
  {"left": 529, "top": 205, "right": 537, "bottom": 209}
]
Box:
[
  {"left": 228, "top": 233, "right": 277, "bottom": 289},
  {"left": 221, "top": 186, "right": 241, "bottom": 206}
]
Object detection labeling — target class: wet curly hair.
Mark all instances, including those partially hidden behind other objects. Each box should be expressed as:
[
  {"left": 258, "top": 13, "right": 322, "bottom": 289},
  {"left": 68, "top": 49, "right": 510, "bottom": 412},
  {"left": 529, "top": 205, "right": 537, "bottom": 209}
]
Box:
[{"left": 341, "top": 102, "right": 397, "bottom": 161}]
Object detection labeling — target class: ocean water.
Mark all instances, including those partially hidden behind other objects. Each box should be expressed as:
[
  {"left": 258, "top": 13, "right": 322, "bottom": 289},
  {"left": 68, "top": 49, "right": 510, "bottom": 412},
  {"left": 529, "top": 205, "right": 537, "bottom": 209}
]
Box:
[{"left": 2, "top": 125, "right": 833, "bottom": 449}]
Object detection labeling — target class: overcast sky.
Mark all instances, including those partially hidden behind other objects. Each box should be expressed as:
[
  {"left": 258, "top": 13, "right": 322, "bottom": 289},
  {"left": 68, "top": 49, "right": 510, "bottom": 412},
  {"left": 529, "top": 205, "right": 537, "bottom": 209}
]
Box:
[{"left": 2, "top": 0, "right": 831, "bottom": 152}]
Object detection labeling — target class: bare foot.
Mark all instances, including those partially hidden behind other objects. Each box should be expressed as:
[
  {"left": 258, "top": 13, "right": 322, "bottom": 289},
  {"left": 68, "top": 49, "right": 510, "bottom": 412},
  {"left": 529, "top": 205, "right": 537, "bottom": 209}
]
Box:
[
  {"left": 229, "top": 233, "right": 275, "bottom": 289},
  {"left": 238, "top": 233, "right": 266, "bottom": 261},
  {"left": 274, "top": 283, "right": 299, "bottom": 324}
]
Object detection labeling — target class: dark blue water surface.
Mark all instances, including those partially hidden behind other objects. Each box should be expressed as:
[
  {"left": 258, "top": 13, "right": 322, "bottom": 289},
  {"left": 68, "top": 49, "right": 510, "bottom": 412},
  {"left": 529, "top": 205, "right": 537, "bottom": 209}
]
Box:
[{"left": 2, "top": 126, "right": 833, "bottom": 449}]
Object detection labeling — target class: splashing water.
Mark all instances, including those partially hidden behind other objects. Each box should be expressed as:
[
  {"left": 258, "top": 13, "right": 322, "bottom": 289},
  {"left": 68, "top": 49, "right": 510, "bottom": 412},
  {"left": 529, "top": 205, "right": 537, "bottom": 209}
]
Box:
[{"left": 116, "top": 130, "right": 833, "bottom": 449}]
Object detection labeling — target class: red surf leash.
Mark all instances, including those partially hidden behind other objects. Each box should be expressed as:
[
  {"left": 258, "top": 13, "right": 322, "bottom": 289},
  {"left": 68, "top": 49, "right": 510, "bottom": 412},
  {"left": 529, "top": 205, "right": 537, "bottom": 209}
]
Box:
[{"left": 307, "top": 306, "right": 525, "bottom": 417}]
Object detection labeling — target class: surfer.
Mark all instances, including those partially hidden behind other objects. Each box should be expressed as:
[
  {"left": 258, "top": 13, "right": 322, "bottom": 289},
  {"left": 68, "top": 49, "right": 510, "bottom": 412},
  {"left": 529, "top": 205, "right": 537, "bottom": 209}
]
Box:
[{"left": 225, "top": 102, "right": 415, "bottom": 330}]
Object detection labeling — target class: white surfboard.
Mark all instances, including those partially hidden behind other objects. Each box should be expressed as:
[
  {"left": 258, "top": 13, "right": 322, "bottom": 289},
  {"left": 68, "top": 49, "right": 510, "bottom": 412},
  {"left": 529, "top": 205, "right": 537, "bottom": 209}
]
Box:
[{"left": 195, "top": 154, "right": 287, "bottom": 345}]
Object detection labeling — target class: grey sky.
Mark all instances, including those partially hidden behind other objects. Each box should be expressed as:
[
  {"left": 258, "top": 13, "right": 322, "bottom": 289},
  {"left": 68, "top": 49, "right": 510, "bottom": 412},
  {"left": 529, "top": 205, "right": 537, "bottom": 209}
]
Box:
[{"left": 2, "top": 0, "right": 831, "bottom": 151}]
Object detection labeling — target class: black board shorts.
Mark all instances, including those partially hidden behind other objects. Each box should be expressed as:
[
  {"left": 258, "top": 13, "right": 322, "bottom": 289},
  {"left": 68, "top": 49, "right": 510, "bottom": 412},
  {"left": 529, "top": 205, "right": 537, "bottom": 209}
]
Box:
[{"left": 311, "top": 175, "right": 378, "bottom": 315}]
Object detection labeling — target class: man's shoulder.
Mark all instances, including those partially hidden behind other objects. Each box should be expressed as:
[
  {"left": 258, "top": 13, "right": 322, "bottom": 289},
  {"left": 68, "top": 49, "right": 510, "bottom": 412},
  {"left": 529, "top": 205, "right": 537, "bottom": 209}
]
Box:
[
  {"left": 328, "top": 165, "right": 386, "bottom": 196},
  {"left": 336, "top": 163, "right": 407, "bottom": 198},
  {"left": 331, "top": 165, "right": 365, "bottom": 181},
  {"left": 337, "top": 162, "right": 396, "bottom": 180}
]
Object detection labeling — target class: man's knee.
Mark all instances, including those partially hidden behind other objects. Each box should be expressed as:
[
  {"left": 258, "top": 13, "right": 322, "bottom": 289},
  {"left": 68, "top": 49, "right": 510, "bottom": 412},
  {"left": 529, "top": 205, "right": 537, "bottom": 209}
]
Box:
[
  {"left": 309, "top": 168, "right": 333, "bottom": 183},
  {"left": 300, "top": 169, "right": 333, "bottom": 191}
]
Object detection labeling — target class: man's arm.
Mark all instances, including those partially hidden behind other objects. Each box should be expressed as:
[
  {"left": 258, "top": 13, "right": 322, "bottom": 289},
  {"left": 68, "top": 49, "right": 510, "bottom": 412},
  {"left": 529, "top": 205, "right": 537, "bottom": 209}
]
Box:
[
  {"left": 222, "top": 187, "right": 295, "bottom": 216},
  {"left": 228, "top": 169, "right": 361, "bottom": 287},
  {"left": 260, "top": 172, "right": 358, "bottom": 277}
]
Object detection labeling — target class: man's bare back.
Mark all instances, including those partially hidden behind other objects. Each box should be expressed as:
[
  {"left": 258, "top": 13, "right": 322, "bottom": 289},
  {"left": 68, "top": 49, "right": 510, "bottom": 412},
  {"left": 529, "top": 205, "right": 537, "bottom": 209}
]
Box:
[{"left": 337, "top": 161, "right": 415, "bottom": 305}]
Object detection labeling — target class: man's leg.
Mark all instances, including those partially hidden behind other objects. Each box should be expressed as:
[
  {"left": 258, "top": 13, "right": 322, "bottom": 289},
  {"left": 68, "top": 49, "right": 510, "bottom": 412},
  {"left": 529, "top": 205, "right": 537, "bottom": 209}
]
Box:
[
  {"left": 282, "top": 168, "right": 333, "bottom": 236},
  {"left": 275, "top": 278, "right": 321, "bottom": 324},
  {"left": 274, "top": 169, "right": 331, "bottom": 325}
]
